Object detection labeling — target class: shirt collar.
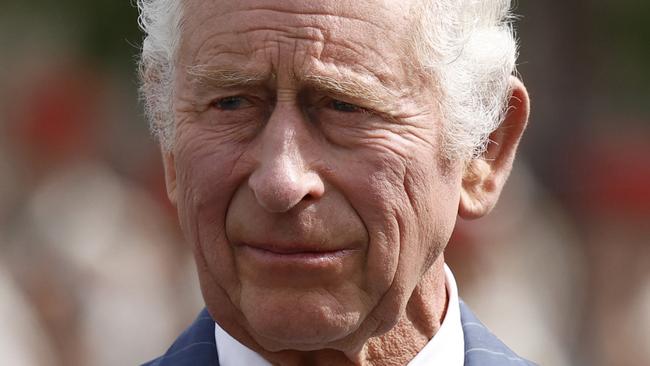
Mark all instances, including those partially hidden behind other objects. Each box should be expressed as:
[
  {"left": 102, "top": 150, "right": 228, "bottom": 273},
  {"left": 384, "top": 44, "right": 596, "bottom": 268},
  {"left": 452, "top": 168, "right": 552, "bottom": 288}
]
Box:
[
  {"left": 407, "top": 263, "right": 465, "bottom": 366},
  {"left": 214, "top": 263, "right": 464, "bottom": 366},
  {"left": 214, "top": 320, "right": 271, "bottom": 366}
]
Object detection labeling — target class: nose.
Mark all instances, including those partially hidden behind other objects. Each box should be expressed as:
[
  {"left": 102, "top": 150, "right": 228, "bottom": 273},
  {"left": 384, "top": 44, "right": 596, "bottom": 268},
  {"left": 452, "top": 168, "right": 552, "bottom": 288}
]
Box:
[{"left": 248, "top": 106, "right": 324, "bottom": 213}]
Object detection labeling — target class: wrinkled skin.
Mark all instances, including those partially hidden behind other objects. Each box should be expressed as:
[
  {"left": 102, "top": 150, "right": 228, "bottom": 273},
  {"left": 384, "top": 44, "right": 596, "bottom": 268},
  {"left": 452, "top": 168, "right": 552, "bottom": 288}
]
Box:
[{"left": 162, "top": 0, "right": 529, "bottom": 364}]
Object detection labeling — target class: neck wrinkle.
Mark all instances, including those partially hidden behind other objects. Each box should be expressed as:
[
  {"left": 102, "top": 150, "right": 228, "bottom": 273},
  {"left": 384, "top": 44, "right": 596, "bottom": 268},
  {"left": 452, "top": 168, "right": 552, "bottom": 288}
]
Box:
[
  {"left": 407, "top": 257, "right": 448, "bottom": 339},
  {"left": 359, "top": 258, "right": 448, "bottom": 366}
]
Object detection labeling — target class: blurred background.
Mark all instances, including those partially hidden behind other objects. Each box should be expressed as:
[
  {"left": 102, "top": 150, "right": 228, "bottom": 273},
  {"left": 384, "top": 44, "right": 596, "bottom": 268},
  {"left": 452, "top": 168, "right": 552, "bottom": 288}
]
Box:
[{"left": 0, "top": 1, "right": 647, "bottom": 365}]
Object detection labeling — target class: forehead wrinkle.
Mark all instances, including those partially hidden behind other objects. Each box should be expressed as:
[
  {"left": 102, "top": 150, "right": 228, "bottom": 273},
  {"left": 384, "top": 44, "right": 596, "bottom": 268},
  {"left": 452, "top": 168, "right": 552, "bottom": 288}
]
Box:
[{"left": 235, "top": 5, "right": 388, "bottom": 31}]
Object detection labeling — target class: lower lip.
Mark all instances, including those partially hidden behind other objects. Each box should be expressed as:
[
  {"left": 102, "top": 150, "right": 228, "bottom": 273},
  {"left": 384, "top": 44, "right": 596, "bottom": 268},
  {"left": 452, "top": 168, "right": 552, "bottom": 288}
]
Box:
[{"left": 237, "top": 245, "right": 356, "bottom": 267}]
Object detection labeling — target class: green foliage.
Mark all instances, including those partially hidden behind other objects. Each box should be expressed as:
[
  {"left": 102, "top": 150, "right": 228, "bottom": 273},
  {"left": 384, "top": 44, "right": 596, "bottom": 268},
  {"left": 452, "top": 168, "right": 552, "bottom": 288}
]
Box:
[{"left": 3, "top": 0, "right": 142, "bottom": 70}]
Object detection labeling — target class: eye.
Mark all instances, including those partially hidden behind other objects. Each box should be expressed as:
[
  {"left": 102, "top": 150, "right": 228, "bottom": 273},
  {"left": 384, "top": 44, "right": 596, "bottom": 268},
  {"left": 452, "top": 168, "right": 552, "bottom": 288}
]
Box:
[
  {"left": 330, "top": 99, "right": 364, "bottom": 113},
  {"left": 211, "top": 96, "right": 251, "bottom": 111}
]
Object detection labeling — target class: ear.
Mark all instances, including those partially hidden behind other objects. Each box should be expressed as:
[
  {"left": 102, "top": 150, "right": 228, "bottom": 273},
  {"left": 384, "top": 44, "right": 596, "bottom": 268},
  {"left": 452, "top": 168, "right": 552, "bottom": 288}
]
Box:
[
  {"left": 161, "top": 148, "right": 178, "bottom": 206},
  {"left": 459, "top": 76, "right": 530, "bottom": 219}
]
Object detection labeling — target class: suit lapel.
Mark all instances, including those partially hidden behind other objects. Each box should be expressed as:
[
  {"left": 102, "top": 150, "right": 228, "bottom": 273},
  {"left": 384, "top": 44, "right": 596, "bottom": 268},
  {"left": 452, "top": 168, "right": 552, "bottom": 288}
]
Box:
[
  {"left": 141, "top": 308, "right": 220, "bottom": 366},
  {"left": 460, "top": 301, "right": 536, "bottom": 366}
]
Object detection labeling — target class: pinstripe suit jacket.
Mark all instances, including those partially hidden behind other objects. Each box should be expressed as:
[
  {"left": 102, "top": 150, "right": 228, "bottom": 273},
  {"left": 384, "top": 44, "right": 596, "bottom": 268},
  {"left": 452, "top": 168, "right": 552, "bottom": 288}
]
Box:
[{"left": 143, "top": 301, "right": 536, "bottom": 365}]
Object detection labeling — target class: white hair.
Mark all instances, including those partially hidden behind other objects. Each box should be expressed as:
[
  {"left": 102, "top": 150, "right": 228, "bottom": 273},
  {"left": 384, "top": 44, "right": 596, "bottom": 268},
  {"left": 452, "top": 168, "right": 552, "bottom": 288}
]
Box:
[
  {"left": 137, "top": 0, "right": 518, "bottom": 160},
  {"left": 411, "top": 0, "right": 518, "bottom": 160},
  {"left": 137, "top": 0, "right": 184, "bottom": 150}
]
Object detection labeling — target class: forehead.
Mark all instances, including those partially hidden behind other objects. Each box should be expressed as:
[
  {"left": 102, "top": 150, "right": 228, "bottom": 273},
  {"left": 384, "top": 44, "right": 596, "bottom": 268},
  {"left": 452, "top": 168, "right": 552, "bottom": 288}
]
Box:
[{"left": 178, "top": 0, "right": 418, "bottom": 87}]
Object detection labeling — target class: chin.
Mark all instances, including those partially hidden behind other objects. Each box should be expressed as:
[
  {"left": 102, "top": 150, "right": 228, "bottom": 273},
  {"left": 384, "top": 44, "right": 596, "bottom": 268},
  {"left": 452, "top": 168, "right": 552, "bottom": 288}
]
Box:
[{"left": 240, "top": 290, "right": 365, "bottom": 350}]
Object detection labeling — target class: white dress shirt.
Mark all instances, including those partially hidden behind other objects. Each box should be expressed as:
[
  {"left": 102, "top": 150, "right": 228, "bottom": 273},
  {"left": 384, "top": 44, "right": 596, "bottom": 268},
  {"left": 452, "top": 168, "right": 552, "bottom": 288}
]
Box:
[{"left": 214, "top": 264, "right": 464, "bottom": 366}]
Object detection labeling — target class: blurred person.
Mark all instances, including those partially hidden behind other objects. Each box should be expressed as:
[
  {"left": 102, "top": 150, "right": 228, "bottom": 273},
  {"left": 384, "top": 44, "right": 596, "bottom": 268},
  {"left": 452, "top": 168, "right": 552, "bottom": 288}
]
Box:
[
  {"left": 565, "top": 132, "right": 650, "bottom": 366},
  {"left": 0, "top": 140, "right": 17, "bottom": 231},
  {"left": 509, "top": 2, "right": 650, "bottom": 364},
  {"left": 0, "top": 258, "right": 56, "bottom": 366},
  {"left": 2, "top": 59, "right": 202, "bottom": 366},
  {"left": 0, "top": 47, "right": 57, "bottom": 366},
  {"left": 138, "top": 0, "right": 536, "bottom": 365},
  {"left": 447, "top": 162, "right": 584, "bottom": 366}
]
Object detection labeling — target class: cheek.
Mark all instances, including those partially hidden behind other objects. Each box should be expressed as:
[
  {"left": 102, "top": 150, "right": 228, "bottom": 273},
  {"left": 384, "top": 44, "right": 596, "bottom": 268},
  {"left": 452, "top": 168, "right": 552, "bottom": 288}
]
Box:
[
  {"left": 397, "top": 137, "right": 462, "bottom": 266},
  {"left": 173, "top": 126, "right": 253, "bottom": 294},
  {"left": 328, "top": 137, "right": 461, "bottom": 300},
  {"left": 402, "top": 161, "right": 461, "bottom": 267},
  {"left": 325, "top": 145, "right": 411, "bottom": 297},
  {"left": 174, "top": 123, "right": 252, "bottom": 213}
]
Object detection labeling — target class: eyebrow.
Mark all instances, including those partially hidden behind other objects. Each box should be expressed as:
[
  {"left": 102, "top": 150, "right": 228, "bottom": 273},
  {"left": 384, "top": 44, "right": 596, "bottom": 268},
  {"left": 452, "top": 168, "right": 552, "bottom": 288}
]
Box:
[
  {"left": 185, "top": 64, "right": 390, "bottom": 106},
  {"left": 300, "top": 74, "right": 386, "bottom": 105},
  {"left": 186, "top": 65, "right": 266, "bottom": 89}
]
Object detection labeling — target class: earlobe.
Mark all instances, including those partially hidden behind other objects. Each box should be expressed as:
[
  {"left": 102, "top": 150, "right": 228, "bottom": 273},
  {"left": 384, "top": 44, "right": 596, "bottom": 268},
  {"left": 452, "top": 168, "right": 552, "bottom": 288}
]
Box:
[
  {"left": 458, "top": 76, "right": 530, "bottom": 219},
  {"left": 161, "top": 149, "right": 178, "bottom": 206}
]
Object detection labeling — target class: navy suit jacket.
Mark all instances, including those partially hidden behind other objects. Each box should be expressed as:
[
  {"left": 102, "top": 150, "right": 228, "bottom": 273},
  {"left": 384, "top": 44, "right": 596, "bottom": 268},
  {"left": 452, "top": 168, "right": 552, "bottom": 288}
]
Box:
[{"left": 143, "top": 301, "right": 536, "bottom": 365}]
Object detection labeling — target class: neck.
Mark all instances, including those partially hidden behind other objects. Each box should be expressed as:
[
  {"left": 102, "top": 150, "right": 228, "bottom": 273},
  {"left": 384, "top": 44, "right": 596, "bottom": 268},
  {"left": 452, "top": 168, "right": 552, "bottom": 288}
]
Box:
[
  {"left": 360, "top": 259, "right": 448, "bottom": 366},
  {"left": 258, "top": 258, "right": 449, "bottom": 366}
]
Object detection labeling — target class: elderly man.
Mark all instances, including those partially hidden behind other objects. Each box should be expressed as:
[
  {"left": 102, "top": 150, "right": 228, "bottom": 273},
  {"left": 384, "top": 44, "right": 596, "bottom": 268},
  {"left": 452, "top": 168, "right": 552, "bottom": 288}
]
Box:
[{"left": 139, "top": 0, "right": 533, "bottom": 365}]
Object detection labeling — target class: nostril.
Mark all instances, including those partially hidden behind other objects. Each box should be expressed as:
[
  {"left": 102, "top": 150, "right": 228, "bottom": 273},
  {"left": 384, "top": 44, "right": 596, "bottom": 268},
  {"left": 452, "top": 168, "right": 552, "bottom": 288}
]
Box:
[{"left": 302, "top": 193, "right": 315, "bottom": 201}]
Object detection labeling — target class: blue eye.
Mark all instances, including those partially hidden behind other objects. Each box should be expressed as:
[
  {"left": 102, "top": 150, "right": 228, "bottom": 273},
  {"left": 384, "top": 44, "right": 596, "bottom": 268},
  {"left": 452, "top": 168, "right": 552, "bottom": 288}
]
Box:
[
  {"left": 331, "top": 100, "right": 361, "bottom": 113},
  {"left": 212, "top": 96, "right": 246, "bottom": 110}
]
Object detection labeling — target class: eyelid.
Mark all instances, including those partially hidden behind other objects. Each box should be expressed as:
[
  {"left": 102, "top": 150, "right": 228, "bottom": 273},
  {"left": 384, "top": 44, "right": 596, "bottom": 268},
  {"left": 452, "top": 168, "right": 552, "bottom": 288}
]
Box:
[
  {"left": 328, "top": 97, "right": 374, "bottom": 114},
  {"left": 308, "top": 92, "right": 362, "bottom": 109},
  {"left": 330, "top": 99, "right": 360, "bottom": 112},
  {"left": 210, "top": 95, "right": 254, "bottom": 109},
  {"left": 327, "top": 97, "right": 401, "bottom": 124},
  {"left": 205, "top": 86, "right": 271, "bottom": 105}
]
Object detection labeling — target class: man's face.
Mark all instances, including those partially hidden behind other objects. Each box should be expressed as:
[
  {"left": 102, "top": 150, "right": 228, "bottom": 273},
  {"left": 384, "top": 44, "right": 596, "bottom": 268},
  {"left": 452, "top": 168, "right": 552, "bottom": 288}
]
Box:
[{"left": 168, "top": 0, "right": 464, "bottom": 352}]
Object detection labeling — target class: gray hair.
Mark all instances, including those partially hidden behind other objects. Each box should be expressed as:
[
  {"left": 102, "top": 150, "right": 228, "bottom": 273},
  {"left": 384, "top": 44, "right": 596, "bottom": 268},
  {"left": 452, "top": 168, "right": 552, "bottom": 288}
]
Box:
[
  {"left": 137, "top": 0, "right": 518, "bottom": 160},
  {"left": 137, "top": 0, "right": 183, "bottom": 150},
  {"left": 410, "top": 0, "right": 518, "bottom": 160}
]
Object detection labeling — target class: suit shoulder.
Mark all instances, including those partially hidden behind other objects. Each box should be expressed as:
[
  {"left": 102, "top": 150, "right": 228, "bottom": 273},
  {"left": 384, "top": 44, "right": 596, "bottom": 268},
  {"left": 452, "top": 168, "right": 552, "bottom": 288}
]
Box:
[
  {"left": 141, "top": 308, "right": 219, "bottom": 366},
  {"left": 460, "top": 301, "right": 538, "bottom": 366}
]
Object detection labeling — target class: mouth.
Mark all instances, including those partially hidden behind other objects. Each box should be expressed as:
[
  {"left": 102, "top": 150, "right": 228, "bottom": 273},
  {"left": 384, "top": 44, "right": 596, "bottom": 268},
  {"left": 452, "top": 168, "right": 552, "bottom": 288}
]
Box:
[{"left": 235, "top": 241, "right": 360, "bottom": 267}]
